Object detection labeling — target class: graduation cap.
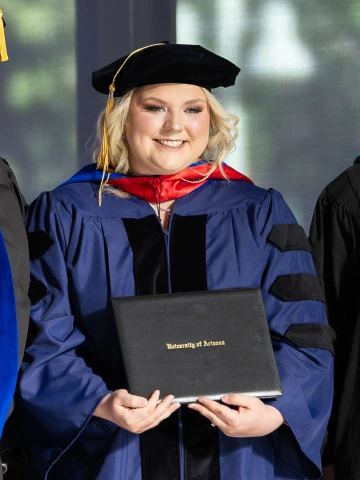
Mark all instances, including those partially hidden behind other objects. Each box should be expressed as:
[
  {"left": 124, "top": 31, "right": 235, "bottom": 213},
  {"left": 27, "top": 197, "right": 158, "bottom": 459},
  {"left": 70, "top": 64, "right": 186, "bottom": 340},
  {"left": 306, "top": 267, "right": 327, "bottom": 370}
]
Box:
[
  {"left": 93, "top": 42, "right": 240, "bottom": 205},
  {"left": 0, "top": 9, "right": 8, "bottom": 62},
  {"left": 92, "top": 42, "right": 240, "bottom": 97}
]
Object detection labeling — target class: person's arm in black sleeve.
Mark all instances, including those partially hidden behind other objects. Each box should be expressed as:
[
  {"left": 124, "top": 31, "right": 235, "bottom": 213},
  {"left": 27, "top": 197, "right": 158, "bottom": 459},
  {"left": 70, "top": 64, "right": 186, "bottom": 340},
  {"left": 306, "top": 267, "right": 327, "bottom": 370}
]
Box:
[{"left": 309, "top": 168, "right": 360, "bottom": 475}]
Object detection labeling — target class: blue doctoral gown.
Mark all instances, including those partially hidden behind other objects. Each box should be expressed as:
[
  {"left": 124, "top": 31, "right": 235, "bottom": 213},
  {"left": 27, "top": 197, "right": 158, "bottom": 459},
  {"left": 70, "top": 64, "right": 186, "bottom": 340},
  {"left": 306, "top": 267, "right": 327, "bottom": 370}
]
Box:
[{"left": 20, "top": 164, "right": 334, "bottom": 479}]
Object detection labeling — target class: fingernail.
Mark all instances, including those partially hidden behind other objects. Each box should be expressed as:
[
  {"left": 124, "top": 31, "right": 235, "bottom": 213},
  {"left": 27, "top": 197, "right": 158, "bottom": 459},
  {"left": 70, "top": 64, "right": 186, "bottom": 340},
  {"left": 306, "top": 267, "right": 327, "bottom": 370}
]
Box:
[
  {"left": 139, "top": 398, "right": 147, "bottom": 406},
  {"left": 198, "top": 397, "right": 204, "bottom": 404},
  {"left": 188, "top": 404, "right": 195, "bottom": 409},
  {"left": 222, "top": 395, "right": 229, "bottom": 402},
  {"left": 170, "top": 395, "right": 175, "bottom": 402}
]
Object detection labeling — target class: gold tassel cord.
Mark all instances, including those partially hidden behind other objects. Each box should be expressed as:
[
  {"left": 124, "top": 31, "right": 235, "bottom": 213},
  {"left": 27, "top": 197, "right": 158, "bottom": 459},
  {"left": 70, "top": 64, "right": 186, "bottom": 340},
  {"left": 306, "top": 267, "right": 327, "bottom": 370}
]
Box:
[
  {"left": 97, "top": 83, "right": 116, "bottom": 174},
  {"left": 97, "top": 41, "right": 166, "bottom": 205},
  {"left": 0, "top": 10, "right": 9, "bottom": 62},
  {"left": 97, "top": 171, "right": 110, "bottom": 207}
]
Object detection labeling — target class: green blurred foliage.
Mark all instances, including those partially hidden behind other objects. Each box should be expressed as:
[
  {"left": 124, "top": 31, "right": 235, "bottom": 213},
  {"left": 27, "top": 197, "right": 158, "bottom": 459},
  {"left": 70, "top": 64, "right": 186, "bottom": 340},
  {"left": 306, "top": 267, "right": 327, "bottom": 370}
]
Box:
[
  {"left": 177, "top": 0, "right": 360, "bottom": 229},
  {"left": 1, "top": 0, "right": 76, "bottom": 201}
]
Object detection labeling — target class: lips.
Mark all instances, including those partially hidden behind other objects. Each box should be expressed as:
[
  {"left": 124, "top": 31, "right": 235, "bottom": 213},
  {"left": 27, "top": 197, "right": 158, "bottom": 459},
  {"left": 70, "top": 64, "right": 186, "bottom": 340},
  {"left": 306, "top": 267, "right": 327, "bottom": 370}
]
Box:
[{"left": 155, "top": 139, "right": 186, "bottom": 148}]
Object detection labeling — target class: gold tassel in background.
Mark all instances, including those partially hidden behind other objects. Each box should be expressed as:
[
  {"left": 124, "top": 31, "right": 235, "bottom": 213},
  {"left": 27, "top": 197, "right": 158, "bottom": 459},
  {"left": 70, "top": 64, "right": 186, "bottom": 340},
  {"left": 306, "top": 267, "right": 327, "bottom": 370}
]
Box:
[{"left": 0, "top": 9, "right": 9, "bottom": 62}]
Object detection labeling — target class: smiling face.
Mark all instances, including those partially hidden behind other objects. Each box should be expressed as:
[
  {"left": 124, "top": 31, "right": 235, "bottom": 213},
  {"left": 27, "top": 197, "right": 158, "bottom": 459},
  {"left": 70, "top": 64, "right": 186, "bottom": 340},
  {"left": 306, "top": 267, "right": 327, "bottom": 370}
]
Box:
[{"left": 125, "top": 83, "right": 211, "bottom": 176}]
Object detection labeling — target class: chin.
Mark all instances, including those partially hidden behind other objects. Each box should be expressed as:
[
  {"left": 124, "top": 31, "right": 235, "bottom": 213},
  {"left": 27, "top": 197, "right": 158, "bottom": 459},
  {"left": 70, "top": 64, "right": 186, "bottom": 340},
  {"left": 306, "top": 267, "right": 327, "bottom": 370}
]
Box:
[{"left": 156, "top": 161, "right": 193, "bottom": 175}]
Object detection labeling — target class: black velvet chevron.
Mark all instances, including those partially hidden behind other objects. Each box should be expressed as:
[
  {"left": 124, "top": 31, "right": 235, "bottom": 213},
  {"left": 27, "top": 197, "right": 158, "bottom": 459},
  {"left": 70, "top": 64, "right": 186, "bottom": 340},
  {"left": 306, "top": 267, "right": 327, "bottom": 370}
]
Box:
[
  {"left": 27, "top": 230, "right": 54, "bottom": 260},
  {"left": 269, "top": 273, "right": 325, "bottom": 303},
  {"left": 284, "top": 323, "right": 336, "bottom": 355},
  {"left": 267, "top": 224, "right": 311, "bottom": 253},
  {"left": 28, "top": 279, "right": 47, "bottom": 305}
]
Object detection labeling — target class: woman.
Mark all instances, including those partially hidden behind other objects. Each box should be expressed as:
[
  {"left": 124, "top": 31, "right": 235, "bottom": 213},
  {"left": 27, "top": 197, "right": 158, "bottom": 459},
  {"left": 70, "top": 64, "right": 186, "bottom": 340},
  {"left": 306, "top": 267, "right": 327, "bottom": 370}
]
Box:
[{"left": 20, "top": 43, "right": 334, "bottom": 479}]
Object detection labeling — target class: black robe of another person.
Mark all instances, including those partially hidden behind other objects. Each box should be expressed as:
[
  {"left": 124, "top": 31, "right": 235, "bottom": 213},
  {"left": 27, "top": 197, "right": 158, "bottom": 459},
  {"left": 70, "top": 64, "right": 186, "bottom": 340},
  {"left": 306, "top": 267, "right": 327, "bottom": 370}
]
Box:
[
  {"left": 0, "top": 157, "right": 30, "bottom": 479},
  {"left": 0, "top": 158, "right": 29, "bottom": 363},
  {"left": 310, "top": 164, "right": 360, "bottom": 479}
]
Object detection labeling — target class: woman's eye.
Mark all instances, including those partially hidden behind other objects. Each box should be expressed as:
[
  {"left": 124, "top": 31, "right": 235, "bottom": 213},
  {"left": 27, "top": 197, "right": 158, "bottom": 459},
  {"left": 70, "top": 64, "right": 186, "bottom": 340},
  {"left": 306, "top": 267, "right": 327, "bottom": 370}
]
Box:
[
  {"left": 186, "top": 107, "right": 202, "bottom": 114},
  {"left": 144, "top": 105, "right": 165, "bottom": 112}
]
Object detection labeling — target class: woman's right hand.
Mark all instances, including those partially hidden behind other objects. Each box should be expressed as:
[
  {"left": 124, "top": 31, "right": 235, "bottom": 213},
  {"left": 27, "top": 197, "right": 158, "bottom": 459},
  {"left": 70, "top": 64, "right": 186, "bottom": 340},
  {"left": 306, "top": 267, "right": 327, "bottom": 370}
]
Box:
[{"left": 93, "top": 389, "right": 181, "bottom": 434}]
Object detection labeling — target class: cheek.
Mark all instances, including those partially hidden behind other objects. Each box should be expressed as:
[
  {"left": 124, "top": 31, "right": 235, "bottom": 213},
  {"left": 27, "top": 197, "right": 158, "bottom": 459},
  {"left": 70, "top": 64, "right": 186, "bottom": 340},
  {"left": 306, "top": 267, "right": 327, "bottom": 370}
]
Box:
[
  {"left": 190, "top": 116, "right": 210, "bottom": 142},
  {"left": 129, "top": 113, "right": 162, "bottom": 138},
  {"left": 188, "top": 113, "right": 210, "bottom": 135}
]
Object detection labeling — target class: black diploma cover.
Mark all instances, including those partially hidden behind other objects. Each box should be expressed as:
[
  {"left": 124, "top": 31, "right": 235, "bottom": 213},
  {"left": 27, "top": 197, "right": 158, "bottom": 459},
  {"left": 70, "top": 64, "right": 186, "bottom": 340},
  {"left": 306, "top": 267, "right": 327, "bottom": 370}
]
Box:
[{"left": 111, "top": 288, "right": 282, "bottom": 403}]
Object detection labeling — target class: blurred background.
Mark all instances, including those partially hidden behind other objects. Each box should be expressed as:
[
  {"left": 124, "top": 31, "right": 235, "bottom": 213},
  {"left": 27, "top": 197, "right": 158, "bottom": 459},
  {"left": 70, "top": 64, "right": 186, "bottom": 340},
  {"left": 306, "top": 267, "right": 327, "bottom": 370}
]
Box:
[{"left": 0, "top": 0, "right": 359, "bottom": 230}]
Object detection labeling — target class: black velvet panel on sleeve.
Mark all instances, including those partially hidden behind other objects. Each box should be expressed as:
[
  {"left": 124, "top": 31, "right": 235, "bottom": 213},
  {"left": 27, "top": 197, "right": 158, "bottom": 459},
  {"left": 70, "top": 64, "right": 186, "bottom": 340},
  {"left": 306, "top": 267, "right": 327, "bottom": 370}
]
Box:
[
  {"left": 284, "top": 323, "right": 336, "bottom": 355},
  {"left": 27, "top": 230, "right": 54, "bottom": 260},
  {"left": 28, "top": 279, "right": 47, "bottom": 306},
  {"left": 267, "top": 224, "right": 311, "bottom": 253},
  {"left": 269, "top": 273, "right": 325, "bottom": 303}
]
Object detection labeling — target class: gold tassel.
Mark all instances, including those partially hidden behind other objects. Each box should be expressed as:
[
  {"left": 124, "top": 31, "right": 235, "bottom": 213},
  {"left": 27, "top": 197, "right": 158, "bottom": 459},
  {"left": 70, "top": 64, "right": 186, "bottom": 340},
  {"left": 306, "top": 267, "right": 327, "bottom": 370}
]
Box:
[
  {"left": 0, "top": 10, "right": 8, "bottom": 62},
  {"left": 97, "top": 171, "right": 110, "bottom": 207},
  {"left": 97, "top": 83, "right": 116, "bottom": 174},
  {"left": 97, "top": 42, "right": 167, "bottom": 206}
]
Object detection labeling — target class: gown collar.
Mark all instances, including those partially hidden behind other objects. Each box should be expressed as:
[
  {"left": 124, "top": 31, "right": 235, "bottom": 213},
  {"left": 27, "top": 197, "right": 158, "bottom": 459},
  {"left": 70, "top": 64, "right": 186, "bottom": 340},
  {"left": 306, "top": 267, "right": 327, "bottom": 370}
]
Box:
[{"left": 61, "top": 162, "right": 253, "bottom": 203}]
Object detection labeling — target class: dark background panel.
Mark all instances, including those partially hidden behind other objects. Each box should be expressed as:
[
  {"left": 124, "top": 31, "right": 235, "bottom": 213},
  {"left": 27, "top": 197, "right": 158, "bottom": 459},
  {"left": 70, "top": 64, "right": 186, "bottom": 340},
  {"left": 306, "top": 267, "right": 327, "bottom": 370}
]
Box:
[{"left": 76, "top": 0, "right": 176, "bottom": 167}]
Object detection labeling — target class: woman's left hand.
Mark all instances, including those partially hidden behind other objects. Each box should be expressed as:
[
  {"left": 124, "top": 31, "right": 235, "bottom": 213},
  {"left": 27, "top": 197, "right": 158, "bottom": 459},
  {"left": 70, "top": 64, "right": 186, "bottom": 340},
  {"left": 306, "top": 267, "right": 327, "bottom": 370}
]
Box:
[{"left": 188, "top": 394, "right": 285, "bottom": 437}]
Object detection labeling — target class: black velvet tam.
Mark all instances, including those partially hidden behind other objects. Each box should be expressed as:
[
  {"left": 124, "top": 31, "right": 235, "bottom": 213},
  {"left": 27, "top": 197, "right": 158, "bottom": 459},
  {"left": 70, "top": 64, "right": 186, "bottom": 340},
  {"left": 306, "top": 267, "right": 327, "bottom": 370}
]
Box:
[{"left": 92, "top": 43, "right": 240, "bottom": 97}]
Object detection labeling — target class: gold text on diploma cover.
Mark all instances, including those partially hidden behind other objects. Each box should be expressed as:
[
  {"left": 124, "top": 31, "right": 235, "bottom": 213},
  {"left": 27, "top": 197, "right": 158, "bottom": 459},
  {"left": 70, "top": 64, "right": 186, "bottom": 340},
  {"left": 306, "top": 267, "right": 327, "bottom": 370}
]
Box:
[{"left": 166, "top": 340, "right": 226, "bottom": 350}]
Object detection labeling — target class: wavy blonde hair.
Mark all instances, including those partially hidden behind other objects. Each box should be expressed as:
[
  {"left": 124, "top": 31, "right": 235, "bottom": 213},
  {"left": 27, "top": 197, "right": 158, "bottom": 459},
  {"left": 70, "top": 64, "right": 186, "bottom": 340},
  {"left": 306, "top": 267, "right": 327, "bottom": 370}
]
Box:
[{"left": 94, "top": 86, "right": 239, "bottom": 179}]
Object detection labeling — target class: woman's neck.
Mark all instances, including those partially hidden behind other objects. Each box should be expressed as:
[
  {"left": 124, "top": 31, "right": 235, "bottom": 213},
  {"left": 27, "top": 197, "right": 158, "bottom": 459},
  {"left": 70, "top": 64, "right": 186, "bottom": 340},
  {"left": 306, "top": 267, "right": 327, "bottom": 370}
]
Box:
[{"left": 149, "top": 199, "right": 175, "bottom": 229}]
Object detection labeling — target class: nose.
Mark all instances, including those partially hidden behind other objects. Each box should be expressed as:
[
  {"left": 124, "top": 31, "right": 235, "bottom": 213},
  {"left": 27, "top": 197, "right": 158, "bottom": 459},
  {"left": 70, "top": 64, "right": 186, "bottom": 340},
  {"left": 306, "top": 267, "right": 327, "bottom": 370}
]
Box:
[{"left": 163, "top": 111, "right": 184, "bottom": 132}]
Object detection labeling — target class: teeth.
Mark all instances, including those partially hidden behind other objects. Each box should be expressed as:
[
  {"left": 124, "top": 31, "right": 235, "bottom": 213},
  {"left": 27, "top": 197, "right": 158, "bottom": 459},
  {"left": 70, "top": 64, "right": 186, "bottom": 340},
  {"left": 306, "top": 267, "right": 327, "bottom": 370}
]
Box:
[{"left": 157, "top": 140, "right": 184, "bottom": 147}]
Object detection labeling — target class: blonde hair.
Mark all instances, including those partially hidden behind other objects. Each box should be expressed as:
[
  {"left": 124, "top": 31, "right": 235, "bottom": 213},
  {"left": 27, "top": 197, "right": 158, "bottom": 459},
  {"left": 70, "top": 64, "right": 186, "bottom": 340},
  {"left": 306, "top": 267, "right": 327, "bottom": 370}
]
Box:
[{"left": 94, "top": 86, "right": 239, "bottom": 178}]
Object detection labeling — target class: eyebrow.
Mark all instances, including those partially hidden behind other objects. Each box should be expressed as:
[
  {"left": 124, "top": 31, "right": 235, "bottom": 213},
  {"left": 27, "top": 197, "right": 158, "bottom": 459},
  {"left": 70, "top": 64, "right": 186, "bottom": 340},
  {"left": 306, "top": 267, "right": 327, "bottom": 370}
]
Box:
[{"left": 139, "top": 96, "right": 206, "bottom": 106}]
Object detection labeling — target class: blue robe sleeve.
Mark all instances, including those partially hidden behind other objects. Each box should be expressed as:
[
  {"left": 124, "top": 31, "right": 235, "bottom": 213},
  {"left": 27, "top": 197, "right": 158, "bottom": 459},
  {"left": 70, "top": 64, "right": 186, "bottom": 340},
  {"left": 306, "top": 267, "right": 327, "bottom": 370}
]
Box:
[
  {"left": 256, "top": 189, "right": 333, "bottom": 479},
  {"left": 0, "top": 230, "right": 18, "bottom": 438},
  {"left": 19, "top": 192, "right": 112, "bottom": 476}
]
